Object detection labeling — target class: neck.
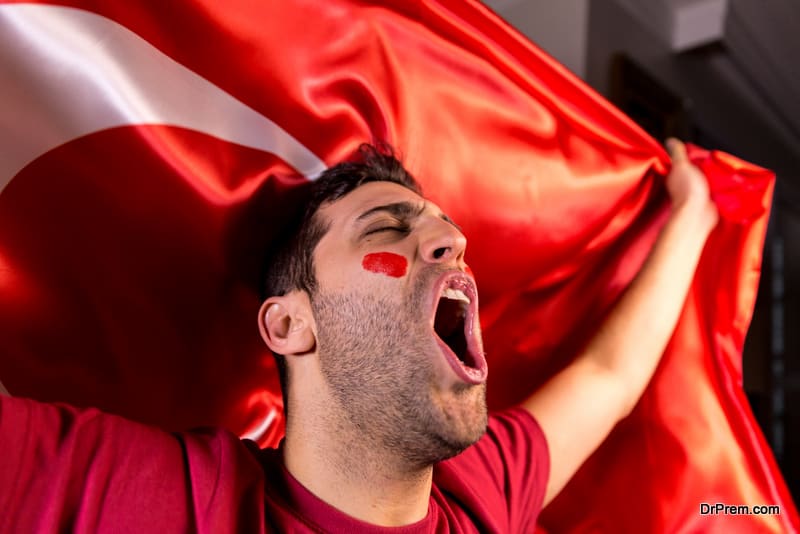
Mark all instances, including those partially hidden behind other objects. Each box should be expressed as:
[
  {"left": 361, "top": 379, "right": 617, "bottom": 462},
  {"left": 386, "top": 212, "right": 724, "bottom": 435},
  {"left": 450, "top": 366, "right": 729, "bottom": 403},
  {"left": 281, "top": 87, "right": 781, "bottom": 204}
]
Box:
[{"left": 283, "top": 402, "right": 433, "bottom": 527}]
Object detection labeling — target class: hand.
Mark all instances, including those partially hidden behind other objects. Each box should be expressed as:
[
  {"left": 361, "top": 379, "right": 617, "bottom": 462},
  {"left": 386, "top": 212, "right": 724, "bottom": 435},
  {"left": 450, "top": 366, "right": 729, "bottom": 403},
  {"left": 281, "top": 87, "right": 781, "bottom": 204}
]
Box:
[{"left": 665, "top": 138, "right": 719, "bottom": 230}]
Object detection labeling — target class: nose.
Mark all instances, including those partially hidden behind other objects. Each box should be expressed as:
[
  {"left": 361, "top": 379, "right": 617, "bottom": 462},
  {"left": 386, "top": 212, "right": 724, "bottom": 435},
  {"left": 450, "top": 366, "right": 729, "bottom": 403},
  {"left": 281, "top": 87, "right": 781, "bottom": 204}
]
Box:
[{"left": 418, "top": 216, "right": 467, "bottom": 266}]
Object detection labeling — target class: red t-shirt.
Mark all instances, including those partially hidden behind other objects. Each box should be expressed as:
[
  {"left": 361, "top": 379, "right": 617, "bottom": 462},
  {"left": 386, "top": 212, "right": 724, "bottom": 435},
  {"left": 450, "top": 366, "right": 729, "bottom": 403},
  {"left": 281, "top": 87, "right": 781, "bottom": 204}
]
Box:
[{"left": 0, "top": 395, "right": 549, "bottom": 533}]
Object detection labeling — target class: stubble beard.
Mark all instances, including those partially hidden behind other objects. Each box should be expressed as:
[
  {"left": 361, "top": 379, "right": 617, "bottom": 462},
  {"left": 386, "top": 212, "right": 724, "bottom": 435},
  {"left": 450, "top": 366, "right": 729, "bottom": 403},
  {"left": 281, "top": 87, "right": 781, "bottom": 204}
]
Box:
[{"left": 311, "top": 268, "right": 488, "bottom": 470}]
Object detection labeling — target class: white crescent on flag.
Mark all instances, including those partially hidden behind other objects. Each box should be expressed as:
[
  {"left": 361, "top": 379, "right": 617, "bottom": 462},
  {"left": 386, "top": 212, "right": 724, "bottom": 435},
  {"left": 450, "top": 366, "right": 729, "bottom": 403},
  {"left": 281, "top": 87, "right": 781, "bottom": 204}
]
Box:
[
  {"left": 0, "top": 3, "right": 326, "bottom": 193},
  {"left": 0, "top": 3, "right": 322, "bottom": 438}
]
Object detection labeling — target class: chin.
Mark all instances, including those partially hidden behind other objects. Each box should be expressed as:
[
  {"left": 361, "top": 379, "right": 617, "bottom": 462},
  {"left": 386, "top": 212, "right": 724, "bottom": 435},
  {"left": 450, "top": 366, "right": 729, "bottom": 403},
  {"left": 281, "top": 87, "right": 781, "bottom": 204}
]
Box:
[
  {"left": 392, "top": 383, "right": 488, "bottom": 467},
  {"left": 431, "top": 387, "right": 489, "bottom": 457},
  {"left": 425, "top": 419, "right": 488, "bottom": 464}
]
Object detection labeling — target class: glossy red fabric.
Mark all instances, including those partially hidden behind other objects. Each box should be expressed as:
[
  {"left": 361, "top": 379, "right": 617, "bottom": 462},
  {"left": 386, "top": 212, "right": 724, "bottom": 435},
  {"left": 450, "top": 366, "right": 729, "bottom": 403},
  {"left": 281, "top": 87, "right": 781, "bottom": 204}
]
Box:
[{"left": 0, "top": 0, "right": 796, "bottom": 531}]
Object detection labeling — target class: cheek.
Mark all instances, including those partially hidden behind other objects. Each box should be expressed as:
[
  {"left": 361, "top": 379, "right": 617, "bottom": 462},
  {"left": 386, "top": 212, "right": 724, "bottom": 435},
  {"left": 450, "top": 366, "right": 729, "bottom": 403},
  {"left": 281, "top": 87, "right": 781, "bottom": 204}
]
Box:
[{"left": 362, "top": 252, "right": 408, "bottom": 278}]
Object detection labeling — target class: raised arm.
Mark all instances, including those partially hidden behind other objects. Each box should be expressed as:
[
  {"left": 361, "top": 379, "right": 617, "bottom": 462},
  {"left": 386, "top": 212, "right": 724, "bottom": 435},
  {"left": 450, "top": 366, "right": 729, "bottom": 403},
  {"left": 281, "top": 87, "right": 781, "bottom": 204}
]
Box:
[{"left": 523, "top": 139, "right": 719, "bottom": 506}]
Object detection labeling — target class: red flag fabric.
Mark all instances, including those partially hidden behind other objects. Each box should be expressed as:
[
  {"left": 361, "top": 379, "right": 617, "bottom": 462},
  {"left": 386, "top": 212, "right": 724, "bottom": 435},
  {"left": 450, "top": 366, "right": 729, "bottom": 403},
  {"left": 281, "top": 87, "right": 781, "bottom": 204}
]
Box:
[{"left": 0, "top": 0, "right": 796, "bottom": 531}]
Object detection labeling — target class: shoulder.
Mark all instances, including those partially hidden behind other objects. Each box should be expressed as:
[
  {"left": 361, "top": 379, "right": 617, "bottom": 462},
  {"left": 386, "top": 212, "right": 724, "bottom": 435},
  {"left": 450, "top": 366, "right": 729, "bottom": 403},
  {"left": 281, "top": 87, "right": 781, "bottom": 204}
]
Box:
[
  {"left": 438, "top": 407, "right": 548, "bottom": 480},
  {"left": 1, "top": 394, "right": 267, "bottom": 532},
  {"left": 177, "top": 428, "right": 268, "bottom": 531},
  {"left": 430, "top": 408, "right": 550, "bottom": 532}
]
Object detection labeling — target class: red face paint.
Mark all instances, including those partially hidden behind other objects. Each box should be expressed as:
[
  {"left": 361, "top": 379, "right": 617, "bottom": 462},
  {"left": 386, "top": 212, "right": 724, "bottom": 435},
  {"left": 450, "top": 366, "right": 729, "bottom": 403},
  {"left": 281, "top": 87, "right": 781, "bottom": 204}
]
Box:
[{"left": 362, "top": 252, "right": 407, "bottom": 278}]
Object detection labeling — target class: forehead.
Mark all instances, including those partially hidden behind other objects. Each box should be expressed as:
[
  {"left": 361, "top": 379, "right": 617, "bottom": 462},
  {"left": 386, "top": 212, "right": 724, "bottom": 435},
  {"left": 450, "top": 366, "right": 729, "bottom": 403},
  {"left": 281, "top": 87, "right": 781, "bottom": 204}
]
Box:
[{"left": 317, "top": 181, "right": 433, "bottom": 227}]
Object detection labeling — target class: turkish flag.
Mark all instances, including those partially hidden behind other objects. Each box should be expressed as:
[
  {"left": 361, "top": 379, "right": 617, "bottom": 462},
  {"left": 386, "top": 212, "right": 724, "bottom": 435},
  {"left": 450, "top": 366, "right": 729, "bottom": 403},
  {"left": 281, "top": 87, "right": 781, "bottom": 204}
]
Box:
[{"left": 0, "top": 0, "right": 796, "bottom": 531}]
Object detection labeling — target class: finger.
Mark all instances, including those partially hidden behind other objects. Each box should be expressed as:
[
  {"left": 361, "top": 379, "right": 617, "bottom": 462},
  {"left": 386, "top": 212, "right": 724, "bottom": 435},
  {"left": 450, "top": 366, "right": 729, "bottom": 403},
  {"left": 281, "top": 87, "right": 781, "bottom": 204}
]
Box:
[{"left": 665, "top": 137, "right": 688, "bottom": 164}]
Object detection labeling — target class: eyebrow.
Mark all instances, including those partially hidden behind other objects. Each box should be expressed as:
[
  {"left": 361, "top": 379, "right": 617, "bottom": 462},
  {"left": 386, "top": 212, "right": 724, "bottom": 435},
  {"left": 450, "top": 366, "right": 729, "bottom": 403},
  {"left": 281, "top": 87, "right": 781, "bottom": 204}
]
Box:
[
  {"left": 355, "top": 200, "right": 462, "bottom": 232},
  {"left": 355, "top": 201, "right": 426, "bottom": 223}
]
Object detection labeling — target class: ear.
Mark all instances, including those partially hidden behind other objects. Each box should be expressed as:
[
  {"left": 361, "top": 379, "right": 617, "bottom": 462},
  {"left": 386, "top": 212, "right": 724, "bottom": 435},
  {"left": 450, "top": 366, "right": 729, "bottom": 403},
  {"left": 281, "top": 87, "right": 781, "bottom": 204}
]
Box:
[{"left": 258, "top": 291, "right": 316, "bottom": 356}]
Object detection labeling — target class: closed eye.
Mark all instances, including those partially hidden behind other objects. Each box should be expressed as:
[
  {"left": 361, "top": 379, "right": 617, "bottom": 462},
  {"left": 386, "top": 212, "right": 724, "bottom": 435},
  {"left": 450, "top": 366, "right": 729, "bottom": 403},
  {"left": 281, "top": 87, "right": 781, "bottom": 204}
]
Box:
[{"left": 364, "top": 225, "right": 410, "bottom": 236}]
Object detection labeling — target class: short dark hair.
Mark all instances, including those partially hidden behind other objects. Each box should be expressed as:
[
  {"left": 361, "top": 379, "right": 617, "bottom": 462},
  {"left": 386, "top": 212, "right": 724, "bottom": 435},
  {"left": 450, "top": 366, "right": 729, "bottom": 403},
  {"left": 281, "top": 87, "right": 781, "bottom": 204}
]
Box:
[{"left": 263, "top": 143, "right": 422, "bottom": 301}]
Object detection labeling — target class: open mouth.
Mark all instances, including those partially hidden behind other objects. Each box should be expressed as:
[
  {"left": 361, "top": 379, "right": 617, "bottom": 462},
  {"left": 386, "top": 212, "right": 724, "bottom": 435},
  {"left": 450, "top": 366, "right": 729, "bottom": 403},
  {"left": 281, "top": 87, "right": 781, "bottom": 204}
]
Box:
[
  {"left": 431, "top": 273, "right": 486, "bottom": 384},
  {"left": 434, "top": 287, "right": 472, "bottom": 365}
]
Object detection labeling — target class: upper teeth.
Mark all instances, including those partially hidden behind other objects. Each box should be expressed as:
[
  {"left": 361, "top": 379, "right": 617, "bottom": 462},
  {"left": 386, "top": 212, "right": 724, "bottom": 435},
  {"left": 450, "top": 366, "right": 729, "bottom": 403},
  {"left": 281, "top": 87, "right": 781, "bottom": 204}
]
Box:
[{"left": 443, "top": 287, "right": 470, "bottom": 304}]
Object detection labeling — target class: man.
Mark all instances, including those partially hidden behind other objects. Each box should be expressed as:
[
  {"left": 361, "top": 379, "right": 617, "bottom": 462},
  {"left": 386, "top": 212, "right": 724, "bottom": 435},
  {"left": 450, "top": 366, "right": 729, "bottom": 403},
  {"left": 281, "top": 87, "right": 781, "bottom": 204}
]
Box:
[{"left": 0, "top": 139, "right": 717, "bottom": 532}]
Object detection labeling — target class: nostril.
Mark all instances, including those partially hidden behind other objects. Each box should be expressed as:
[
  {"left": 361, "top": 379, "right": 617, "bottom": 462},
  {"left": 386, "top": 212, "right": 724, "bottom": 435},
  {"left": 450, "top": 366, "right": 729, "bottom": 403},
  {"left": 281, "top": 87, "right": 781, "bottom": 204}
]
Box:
[{"left": 433, "top": 247, "right": 448, "bottom": 259}]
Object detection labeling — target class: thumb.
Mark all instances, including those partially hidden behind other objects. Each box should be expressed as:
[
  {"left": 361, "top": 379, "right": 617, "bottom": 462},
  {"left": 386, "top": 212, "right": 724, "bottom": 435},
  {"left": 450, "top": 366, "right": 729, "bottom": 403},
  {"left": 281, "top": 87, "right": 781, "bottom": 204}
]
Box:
[{"left": 665, "top": 138, "right": 688, "bottom": 165}]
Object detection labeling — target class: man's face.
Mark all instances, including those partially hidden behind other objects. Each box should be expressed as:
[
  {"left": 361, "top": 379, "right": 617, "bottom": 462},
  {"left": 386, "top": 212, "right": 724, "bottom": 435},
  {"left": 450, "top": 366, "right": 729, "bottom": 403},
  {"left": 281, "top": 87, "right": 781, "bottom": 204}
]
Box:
[{"left": 310, "top": 181, "right": 488, "bottom": 466}]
